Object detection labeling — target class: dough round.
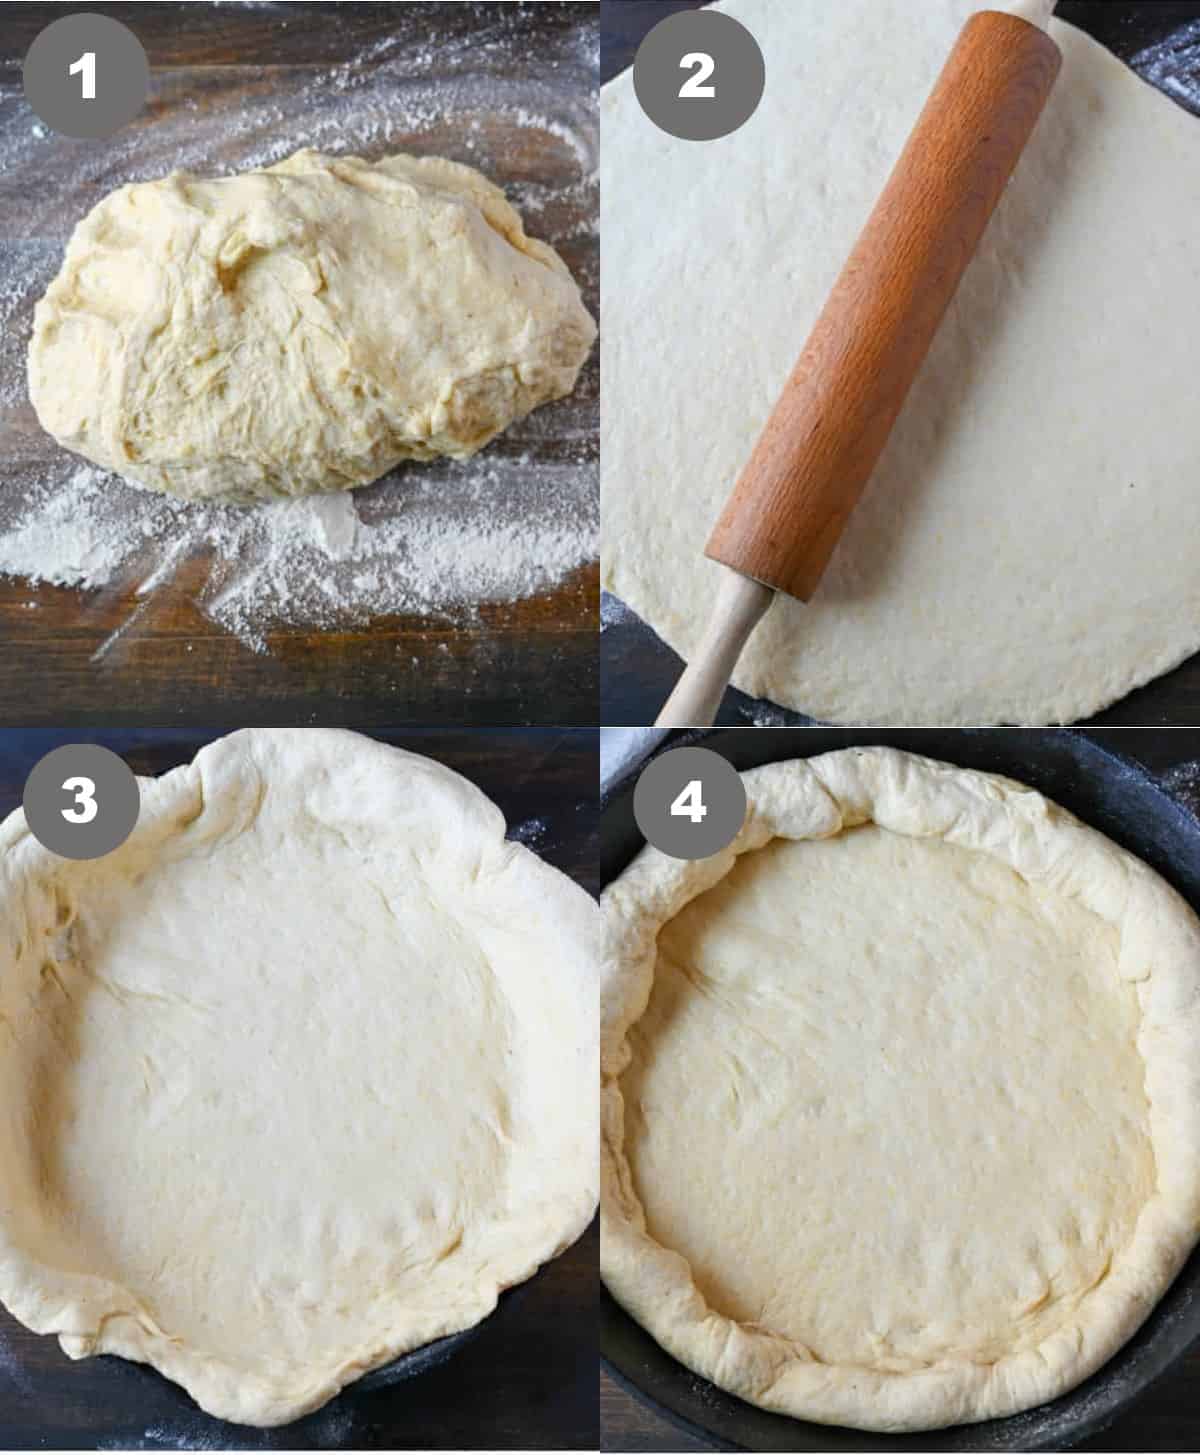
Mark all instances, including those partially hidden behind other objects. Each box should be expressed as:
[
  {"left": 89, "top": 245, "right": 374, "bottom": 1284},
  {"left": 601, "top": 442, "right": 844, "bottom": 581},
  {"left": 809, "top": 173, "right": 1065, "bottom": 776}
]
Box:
[
  {"left": 601, "top": 748, "right": 1200, "bottom": 1431},
  {"left": 0, "top": 729, "right": 598, "bottom": 1426},
  {"left": 29, "top": 150, "right": 596, "bottom": 503},
  {"left": 601, "top": 0, "right": 1200, "bottom": 724}
]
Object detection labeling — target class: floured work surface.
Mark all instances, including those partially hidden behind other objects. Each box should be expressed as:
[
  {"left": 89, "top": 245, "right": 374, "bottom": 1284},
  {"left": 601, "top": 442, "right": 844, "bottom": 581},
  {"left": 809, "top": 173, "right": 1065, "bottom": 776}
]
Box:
[{"left": 0, "top": 2, "right": 598, "bottom": 725}]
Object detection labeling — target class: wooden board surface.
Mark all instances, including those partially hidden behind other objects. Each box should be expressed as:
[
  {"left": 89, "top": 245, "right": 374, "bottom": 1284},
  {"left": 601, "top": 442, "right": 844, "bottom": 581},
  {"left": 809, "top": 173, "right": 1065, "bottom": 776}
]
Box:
[
  {"left": 0, "top": 3, "right": 599, "bottom": 728},
  {"left": 0, "top": 726, "right": 599, "bottom": 1450},
  {"left": 599, "top": 0, "right": 1200, "bottom": 729}
]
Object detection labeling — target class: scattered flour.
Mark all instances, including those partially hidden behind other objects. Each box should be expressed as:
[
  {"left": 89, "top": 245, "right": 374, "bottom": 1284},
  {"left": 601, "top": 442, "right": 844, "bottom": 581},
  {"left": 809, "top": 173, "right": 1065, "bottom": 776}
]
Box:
[
  {"left": 508, "top": 815, "right": 549, "bottom": 846},
  {"left": 1161, "top": 758, "right": 1200, "bottom": 820},
  {"left": 1132, "top": 18, "right": 1200, "bottom": 116},
  {"left": 599, "top": 590, "right": 636, "bottom": 633},
  {"left": 0, "top": 460, "right": 597, "bottom": 656},
  {"left": 738, "top": 700, "right": 798, "bottom": 727},
  {"left": 0, "top": 467, "right": 130, "bottom": 590},
  {"left": 0, "top": 246, "right": 55, "bottom": 408},
  {"left": 98, "top": 1393, "right": 358, "bottom": 1450},
  {"left": 0, "top": 3, "right": 598, "bottom": 656},
  {"left": 0, "top": 1329, "right": 34, "bottom": 1397}
]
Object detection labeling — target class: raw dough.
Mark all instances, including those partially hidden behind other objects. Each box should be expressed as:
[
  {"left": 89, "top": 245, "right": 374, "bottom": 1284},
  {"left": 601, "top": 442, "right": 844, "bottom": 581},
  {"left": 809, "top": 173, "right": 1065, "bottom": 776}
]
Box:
[
  {"left": 601, "top": 748, "right": 1200, "bottom": 1430},
  {"left": 0, "top": 729, "right": 598, "bottom": 1426},
  {"left": 29, "top": 150, "right": 596, "bottom": 503},
  {"left": 601, "top": 0, "right": 1200, "bottom": 725}
]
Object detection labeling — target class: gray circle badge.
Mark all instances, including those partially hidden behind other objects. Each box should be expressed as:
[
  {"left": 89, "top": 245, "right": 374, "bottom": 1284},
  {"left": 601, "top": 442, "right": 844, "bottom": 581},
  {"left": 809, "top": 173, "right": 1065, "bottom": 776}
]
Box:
[
  {"left": 633, "top": 9, "right": 765, "bottom": 142},
  {"left": 633, "top": 746, "right": 747, "bottom": 861},
  {"left": 23, "top": 14, "right": 149, "bottom": 140},
  {"left": 23, "top": 744, "right": 140, "bottom": 860}
]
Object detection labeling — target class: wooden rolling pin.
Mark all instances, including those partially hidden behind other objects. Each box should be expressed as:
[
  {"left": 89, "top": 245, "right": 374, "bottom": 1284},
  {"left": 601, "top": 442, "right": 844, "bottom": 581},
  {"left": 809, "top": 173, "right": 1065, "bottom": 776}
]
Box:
[{"left": 655, "top": 4, "right": 1062, "bottom": 728}]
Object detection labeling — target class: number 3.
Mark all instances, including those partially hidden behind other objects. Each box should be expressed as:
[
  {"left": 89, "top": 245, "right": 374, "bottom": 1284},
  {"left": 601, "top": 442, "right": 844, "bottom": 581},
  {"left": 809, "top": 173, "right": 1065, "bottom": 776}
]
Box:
[
  {"left": 62, "top": 775, "right": 98, "bottom": 825},
  {"left": 678, "top": 51, "right": 716, "bottom": 99},
  {"left": 69, "top": 50, "right": 96, "bottom": 100},
  {"left": 670, "top": 779, "right": 708, "bottom": 825}
]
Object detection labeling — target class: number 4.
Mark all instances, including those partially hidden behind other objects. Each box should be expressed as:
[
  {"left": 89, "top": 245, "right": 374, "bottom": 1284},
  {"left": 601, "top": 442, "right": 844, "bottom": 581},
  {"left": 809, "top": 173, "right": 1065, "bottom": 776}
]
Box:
[
  {"left": 70, "top": 50, "right": 96, "bottom": 100},
  {"left": 679, "top": 51, "right": 716, "bottom": 99},
  {"left": 670, "top": 779, "right": 707, "bottom": 825}
]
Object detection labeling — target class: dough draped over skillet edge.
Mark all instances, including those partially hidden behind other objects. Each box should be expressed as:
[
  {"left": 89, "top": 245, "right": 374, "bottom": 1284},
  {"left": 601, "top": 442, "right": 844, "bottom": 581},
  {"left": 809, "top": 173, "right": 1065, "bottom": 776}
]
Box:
[{"left": 0, "top": 727, "right": 599, "bottom": 1426}]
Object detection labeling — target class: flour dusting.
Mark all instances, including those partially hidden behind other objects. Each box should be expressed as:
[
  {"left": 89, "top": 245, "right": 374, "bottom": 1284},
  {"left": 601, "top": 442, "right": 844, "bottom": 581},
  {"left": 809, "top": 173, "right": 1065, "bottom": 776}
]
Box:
[
  {"left": 599, "top": 590, "right": 636, "bottom": 633},
  {"left": 1161, "top": 759, "right": 1200, "bottom": 820},
  {"left": 99, "top": 1393, "right": 358, "bottom": 1450},
  {"left": 0, "top": 1329, "right": 34, "bottom": 1397},
  {"left": 0, "top": 459, "right": 596, "bottom": 656},
  {"left": 1132, "top": 18, "right": 1200, "bottom": 116},
  {"left": 740, "top": 700, "right": 796, "bottom": 727},
  {"left": 508, "top": 815, "right": 548, "bottom": 846},
  {"left": 0, "top": 2, "right": 598, "bottom": 656}
]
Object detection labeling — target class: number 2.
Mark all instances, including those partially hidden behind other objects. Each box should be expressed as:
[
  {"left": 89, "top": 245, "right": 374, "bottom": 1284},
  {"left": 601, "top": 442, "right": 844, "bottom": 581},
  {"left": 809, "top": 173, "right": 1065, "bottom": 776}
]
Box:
[
  {"left": 670, "top": 779, "right": 707, "bottom": 825},
  {"left": 62, "top": 775, "right": 98, "bottom": 825},
  {"left": 69, "top": 50, "right": 96, "bottom": 100},
  {"left": 678, "top": 51, "right": 716, "bottom": 99}
]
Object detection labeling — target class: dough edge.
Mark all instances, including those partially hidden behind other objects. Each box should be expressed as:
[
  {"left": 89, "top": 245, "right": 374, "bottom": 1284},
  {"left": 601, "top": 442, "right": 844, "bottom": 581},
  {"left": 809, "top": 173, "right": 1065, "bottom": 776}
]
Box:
[
  {"left": 600, "top": 747, "right": 1200, "bottom": 1431},
  {"left": 0, "top": 727, "right": 600, "bottom": 1427}
]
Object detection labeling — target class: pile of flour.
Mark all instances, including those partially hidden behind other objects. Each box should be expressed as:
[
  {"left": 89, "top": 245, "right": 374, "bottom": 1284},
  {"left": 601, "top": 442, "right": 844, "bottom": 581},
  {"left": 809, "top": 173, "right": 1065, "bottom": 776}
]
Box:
[{"left": 0, "top": 459, "right": 597, "bottom": 655}]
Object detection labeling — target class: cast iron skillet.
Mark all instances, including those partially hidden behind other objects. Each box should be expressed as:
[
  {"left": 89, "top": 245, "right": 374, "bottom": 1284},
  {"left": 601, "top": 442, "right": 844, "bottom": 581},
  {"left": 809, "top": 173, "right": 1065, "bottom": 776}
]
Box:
[
  {"left": 107, "top": 1281, "right": 527, "bottom": 1404},
  {"left": 602, "top": 728, "right": 1200, "bottom": 1452},
  {"left": 354, "top": 1283, "right": 527, "bottom": 1392}
]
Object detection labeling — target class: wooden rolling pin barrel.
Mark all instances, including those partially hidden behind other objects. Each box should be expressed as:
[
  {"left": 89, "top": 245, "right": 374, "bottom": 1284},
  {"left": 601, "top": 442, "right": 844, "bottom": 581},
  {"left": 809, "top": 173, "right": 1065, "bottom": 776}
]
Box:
[{"left": 655, "top": 4, "right": 1063, "bottom": 727}]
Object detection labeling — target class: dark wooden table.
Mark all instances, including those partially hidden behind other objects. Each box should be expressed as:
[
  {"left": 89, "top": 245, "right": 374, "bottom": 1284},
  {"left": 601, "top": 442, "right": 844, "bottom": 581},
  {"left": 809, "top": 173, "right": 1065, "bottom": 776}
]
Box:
[
  {"left": 0, "top": 4, "right": 598, "bottom": 727},
  {"left": 601, "top": 726, "right": 1200, "bottom": 1451},
  {"left": 599, "top": 0, "right": 1200, "bottom": 729},
  {"left": 0, "top": 727, "right": 599, "bottom": 1450}
]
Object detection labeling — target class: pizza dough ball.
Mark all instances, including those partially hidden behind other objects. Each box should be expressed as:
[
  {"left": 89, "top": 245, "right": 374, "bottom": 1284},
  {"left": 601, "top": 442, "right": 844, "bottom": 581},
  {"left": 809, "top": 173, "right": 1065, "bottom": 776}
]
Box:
[{"left": 28, "top": 149, "right": 596, "bottom": 503}]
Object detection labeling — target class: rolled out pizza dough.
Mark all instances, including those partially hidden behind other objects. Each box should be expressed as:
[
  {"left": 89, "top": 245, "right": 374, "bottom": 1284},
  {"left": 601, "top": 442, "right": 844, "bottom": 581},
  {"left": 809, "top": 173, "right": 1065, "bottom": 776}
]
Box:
[
  {"left": 602, "top": 0, "right": 1200, "bottom": 725},
  {"left": 601, "top": 748, "right": 1200, "bottom": 1430},
  {"left": 29, "top": 150, "right": 596, "bottom": 503},
  {"left": 0, "top": 729, "right": 598, "bottom": 1426}
]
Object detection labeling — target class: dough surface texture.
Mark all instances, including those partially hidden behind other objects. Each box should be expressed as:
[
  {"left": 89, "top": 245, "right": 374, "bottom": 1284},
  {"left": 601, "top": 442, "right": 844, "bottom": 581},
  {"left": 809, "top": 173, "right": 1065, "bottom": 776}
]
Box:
[
  {"left": 601, "top": 748, "right": 1200, "bottom": 1431},
  {"left": 0, "top": 729, "right": 598, "bottom": 1426},
  {"left": 601, "top": 0, "right": 1200, "bottom": 725},
  {"left": 29, "top": 150, "right": 596, "bottom": 502}
]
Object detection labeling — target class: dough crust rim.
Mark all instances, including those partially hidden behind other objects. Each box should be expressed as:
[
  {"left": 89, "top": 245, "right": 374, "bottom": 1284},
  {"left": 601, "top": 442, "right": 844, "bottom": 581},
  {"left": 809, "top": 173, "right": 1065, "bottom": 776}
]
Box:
[{"left": 600, "top": 747, "right": 1200, "bottom": 1431}]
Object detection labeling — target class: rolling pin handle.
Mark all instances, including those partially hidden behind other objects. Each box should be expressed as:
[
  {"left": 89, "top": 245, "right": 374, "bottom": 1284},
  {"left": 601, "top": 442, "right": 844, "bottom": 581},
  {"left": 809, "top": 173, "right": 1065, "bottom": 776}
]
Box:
[{"left": 655, "top": 570, "right": 774, "bottom": 728}]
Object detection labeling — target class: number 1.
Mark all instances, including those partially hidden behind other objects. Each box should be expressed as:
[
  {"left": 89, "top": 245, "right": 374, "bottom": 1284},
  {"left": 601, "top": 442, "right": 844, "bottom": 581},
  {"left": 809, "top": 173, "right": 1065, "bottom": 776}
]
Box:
[
  {"left": 69, "top": 50, "right": 96, "bottom": 100},
  {"left": 678, "top": 51, "right": 716, "bottom": 99}
]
